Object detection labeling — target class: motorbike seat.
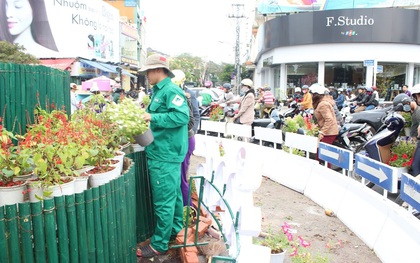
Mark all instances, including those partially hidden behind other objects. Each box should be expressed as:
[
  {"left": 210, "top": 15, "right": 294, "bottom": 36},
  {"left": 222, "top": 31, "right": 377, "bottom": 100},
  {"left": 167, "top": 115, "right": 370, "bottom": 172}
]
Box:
[{"left": 339, "top": 123, "right": 366, "bottom": 135}]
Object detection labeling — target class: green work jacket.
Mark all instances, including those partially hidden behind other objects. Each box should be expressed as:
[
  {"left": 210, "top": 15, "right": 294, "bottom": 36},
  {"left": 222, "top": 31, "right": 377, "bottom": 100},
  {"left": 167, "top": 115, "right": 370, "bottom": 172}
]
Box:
[{"left": 146, "top": 77, "right": 189, "bottom": 162}]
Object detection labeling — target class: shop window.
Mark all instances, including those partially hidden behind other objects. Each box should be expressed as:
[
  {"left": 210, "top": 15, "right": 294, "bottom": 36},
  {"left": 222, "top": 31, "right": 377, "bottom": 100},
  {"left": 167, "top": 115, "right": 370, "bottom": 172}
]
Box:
[
  {"left": 286, "top": 63, "right": 317, "bottom": 96},
  {"left": 376, "top": 63, "right": 406, "bottom": 99},
  {"left": 414, "top": 64, "right": 420, "bottom": 85},
  {"left": 324, "top": 62, "right": 364, "bottom": 90}
]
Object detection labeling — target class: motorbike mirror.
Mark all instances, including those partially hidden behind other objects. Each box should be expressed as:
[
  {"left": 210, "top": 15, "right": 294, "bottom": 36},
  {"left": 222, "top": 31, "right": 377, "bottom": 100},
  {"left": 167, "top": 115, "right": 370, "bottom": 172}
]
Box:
[
  {"left": 403, "top": 104, "right": 411, "bottom": 112},
  {"left": 297, "top": 128, "right": 306, "bottom": 135}
]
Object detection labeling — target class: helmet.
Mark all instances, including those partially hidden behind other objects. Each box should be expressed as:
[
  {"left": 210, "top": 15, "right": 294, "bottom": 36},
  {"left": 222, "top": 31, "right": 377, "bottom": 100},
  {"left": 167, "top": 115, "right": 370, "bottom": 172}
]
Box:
[
  {"left": 337, "top": 88, "right": 343, "bottom": 92},
  {"left": 222, "top": 83, "right": 231, "bottom": 90},
  {"left": 366, "top": 87, "right": 373, "bottom": 92},
  {"left": 392, "top": 93, "right": 412, "bottom": 112},
  {"left": 241, "top": 78, "right": 253, "bottom": 88},
  {"left": 358, "top": 86, "right": 366, "bottom": 90},
  {"left": 204, "top": 80, "right": 212, "bottom": 87},
  {"left": 309, "top": 83, "right": 325, "bottom": 95},
  {"left": 294, "top": 87, "right": 301, "bottom": 92},
  {"left": 410, "top": 83, "right": 420, "bottom": 95},
  {"left": 90, "top": 83, "right": 99, "bottom": 92},
  {"left": 115, "top": 77, "right": 120, "bottom": 82},
  {"left": 264, "top": 86, "right": 271, "bottom": 91},
  {"left": 302, "top": 85, "right": 309, "bottom": 90},
  {"left": 171, "top": 69, "right": 186, "bottom": 86},
  {"left": 372, "top": 86, "right": 377, "bottom": 91}
]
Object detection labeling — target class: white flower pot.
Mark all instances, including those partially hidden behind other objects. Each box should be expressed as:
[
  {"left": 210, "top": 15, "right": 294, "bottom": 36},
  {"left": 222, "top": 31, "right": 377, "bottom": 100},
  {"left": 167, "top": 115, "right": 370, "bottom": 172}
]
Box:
[
  {"left": 28, "top": 178, "right": 75, "bottom": 202},
  {"left": 74, "top": 175, "right": 89, "bottom": 194},
  {"left": 112, "top": 150, "right": 125, "bottom": 175},
  {"left": 270, "top": 250, "right": 286, "bottom": 263},
  {"left": 0, "top": 181, "right": 27, "bottom": 207},
  {"left": 88, "top": 165, "right": 119, "bottom": 188}
]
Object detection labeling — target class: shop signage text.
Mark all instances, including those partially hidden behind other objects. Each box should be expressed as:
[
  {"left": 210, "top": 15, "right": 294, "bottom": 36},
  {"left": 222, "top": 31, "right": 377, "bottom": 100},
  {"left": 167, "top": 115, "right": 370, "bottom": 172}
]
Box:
[{"left": 326, "top": 15, "right": 374, "bottom": 27}]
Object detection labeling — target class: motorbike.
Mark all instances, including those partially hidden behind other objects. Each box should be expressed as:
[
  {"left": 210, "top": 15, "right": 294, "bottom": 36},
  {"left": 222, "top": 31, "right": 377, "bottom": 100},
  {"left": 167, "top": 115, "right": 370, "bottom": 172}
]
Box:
[
  {"left": 350, "top": 103, "right": 409, "bottom": 188},
  {"left": 345, "top": 105, "right": 392, "bottom": 134},
  {"left": 333, "top": 123, "right": 373, "bottom": 152}
]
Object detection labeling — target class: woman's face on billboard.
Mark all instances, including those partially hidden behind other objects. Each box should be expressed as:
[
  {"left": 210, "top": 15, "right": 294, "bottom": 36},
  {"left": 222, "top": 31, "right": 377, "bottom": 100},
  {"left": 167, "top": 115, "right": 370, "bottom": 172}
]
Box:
[{"left": 5, "top": 0, "right": 33, "bottom": 36}]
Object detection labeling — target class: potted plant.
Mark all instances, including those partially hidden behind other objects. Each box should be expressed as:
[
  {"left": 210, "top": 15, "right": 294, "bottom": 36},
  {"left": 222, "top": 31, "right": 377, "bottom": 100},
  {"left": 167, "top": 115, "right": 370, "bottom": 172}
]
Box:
[
  {"left": 104, "top": 97, "right": 153, "bottom": 146},
  {"left": 20, "top": 107, "right": 78, "bottom": 200},
  {"left": 400, "top": 111, "right": 412, "bottom": 136},
  {"left": 209, "top": 105, "right": 224, "bottom": 121},
  {"left": 0, "top": 121, "right": 31, "bottom": 206},
  {"left": 386, "top": 138, "right": 416, "bottom": 177}
]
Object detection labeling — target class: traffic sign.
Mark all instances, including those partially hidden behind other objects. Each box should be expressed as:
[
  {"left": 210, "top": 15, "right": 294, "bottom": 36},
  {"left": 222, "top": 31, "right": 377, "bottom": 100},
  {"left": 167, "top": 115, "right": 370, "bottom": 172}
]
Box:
[
  {"left": 400, "top": 173, "right": 420, "bottom": 212},
  {"left": 318, "top": 143, "right": 353, "bottom": 171},
  {"left": 355, "top": 154, "right": 398, "bottom": 193},
  {"left": 363, "top": 60, "right": 375, "bottom": 67}
]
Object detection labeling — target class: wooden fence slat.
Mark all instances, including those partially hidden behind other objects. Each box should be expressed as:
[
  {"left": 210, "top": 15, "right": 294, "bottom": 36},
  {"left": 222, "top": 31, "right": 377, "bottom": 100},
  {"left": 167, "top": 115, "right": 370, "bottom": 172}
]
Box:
[
  {"left": 55, "top": 196, "right": 70, "bottom": 263},
  {"left": 75, "top": 193, "right": 89, "bottom": 262},
  {"left": 44, "top": 199, "right": 59, "bottom": 262},
  {"left": 106, "top": 182, "right": 117, "bottom": 262},
  {"left": 31, "top": 202, "right": 47, "bottom": 263},
  {"left": 0, "top": 206, "right": 8, "bottom": 262},
  {"left": 18, "top": 202, "right": 35, "bottom": 263},
  {"left": 85, "top": 190, "right": 97, "bottom": 262},
  {"left": 99, "top": 185, "right": 110, "bottom": 263},
  {"left": 92, "top": 187, "right": 105, "bottom": 262},
  {"left": 65, "top": 195, "right": 79, "bottom": 263}
]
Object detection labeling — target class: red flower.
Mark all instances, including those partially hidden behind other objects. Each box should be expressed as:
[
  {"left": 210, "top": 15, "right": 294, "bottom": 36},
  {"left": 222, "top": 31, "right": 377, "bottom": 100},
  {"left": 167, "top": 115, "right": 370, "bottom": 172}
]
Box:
[{"left": 402, "top": 154, "right": 408, "bottom": 159}]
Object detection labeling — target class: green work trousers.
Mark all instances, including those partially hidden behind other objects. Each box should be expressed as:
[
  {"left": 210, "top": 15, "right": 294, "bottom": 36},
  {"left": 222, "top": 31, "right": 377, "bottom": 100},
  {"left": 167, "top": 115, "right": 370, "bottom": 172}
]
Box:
[{"left": 148, "top": 159, "right": 183, "bottom": 252}]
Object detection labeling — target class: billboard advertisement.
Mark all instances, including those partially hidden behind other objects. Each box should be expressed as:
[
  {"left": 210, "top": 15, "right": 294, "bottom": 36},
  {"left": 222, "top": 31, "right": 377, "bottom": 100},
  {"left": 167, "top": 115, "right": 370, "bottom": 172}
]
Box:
[
  {"left": 0, "top": 0, "right": 120, "bottom": 62},
  {"left": 258, "top": 8, "right": 420, "bottom": 54},
  {"left": 258, "top": 0, "right": 418, "bottom": 14}
]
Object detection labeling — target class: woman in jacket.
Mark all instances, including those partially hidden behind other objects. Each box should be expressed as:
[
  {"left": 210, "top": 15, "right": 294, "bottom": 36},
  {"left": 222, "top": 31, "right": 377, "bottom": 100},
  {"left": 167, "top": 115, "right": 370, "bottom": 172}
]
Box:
[
  {"left": 232, "top": 78, "right": 255, "bottom": 125},
  {"left": 310, "top": 83, "right": 339, "bottom": 167}
]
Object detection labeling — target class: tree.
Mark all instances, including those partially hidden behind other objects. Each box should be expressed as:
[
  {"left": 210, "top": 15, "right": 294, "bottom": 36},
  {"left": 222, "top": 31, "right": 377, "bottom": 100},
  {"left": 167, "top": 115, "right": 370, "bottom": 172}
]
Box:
[{"left": 0, "top": 41, "right": 39, "bottom": 64}]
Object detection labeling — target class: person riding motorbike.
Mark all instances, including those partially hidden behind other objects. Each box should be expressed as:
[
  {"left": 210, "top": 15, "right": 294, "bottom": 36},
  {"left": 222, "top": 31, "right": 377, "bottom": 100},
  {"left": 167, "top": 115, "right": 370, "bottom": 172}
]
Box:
[
  {"left": 334, "top": 88, "right": 345, "bottom": 111},
  {"left": 201, "top": 81, "right": 213, "bottom": 106},
  {"left": 299, "top": 85, "right": 313, "bottom": 110},
  {"left": 350, "top": 86, "right": 368, "bottom": 113},
  {"left": 219, "top": 83, "right": 235, "bottom": 116},
  {"left": 287, "top": 87, "right": 303, "bottom": 104},
  {"left": 363, "top": 87, "right": 379, "bottom": 111},
  {"left": 259, "top": 86, "right": 276, "bottom": 118}
]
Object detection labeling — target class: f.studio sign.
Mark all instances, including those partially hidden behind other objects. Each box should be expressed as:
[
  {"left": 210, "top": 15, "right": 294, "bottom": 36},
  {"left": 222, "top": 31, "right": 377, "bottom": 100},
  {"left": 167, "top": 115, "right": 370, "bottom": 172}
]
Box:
[
  {"left": 326, "top": 15, "right": 375, "bottom": 27},
  {"left": 260, "top": 7, "right": 420, "bottom": 50}
]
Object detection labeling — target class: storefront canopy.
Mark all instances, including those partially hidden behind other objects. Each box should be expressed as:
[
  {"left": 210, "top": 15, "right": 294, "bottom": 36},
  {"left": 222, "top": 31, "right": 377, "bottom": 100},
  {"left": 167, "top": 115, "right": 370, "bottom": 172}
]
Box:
[
  {"left": 40, "top": 58, "right": 75, "bottom": 70},
  {"left": 78, "top": 58, "right": 137, "bottom": 78}
]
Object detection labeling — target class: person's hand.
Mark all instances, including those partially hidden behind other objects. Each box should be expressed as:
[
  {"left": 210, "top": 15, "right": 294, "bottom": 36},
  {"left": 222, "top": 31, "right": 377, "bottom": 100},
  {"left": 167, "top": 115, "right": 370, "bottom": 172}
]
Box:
[
  {"left": 143, "top": 112, "right": 151, "bottom": 122},
  {"left": 318, "top": 133, "right": 324, "bottom": 141}
]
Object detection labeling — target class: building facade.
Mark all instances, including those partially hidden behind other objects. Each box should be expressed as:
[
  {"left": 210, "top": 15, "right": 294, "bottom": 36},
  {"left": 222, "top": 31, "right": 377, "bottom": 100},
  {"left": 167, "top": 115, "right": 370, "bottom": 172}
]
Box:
[{"left": 250, "top": 7, "right": 420, "bottom": 100}]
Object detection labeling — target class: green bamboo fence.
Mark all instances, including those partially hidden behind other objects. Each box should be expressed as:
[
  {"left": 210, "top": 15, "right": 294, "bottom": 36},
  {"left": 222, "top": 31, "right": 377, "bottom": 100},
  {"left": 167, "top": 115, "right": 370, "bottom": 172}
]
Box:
[
  {"left": 0, "top": 62, "right": 70, "bottom": 135},
  {"left": 0, "top": 156, "right": 155, "bottom": 263}
]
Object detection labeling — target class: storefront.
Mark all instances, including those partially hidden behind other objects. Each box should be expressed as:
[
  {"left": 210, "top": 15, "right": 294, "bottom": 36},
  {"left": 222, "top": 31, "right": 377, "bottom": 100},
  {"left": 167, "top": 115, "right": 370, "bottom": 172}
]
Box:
[{"left": 252, "top": 7, "right": 420, "bottom": 101}]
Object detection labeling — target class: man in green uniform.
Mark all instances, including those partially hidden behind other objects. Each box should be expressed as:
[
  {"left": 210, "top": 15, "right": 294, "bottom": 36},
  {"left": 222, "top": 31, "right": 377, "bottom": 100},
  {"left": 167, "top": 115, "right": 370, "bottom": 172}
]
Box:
[{"left": 137, "top": 54, "right": 189, "bottom": 258}]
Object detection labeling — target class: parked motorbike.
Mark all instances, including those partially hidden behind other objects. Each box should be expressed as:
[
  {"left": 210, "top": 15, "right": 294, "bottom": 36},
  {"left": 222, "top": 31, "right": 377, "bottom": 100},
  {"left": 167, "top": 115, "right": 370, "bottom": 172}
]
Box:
[
  {"left": 345, "top": 105, "right": 392, "bottom": 134},
  {"left": 333, "top": 123, "right": 373, "bottom": 152},
  {"left": 350, "top": 99, "right": 411, "bottom": 187}
]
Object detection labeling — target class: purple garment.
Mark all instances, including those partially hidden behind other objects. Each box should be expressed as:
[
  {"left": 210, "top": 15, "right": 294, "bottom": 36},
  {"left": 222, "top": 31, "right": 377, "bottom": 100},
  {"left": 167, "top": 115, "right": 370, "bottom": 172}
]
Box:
[{"left": 181, "top": 136, "right": 196, "bottom": 206}]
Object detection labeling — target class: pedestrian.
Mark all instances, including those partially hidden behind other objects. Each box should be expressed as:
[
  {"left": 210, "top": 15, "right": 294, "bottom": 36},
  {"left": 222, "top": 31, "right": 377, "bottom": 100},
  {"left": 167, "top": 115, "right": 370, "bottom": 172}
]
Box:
[
  {"left": 408, "top": 84, "right": 420, "bottom": 176},
  {"left": 310, "top": 83, "right": 339, "bottom": 168},
  {"left": 172, "top": 69, "right": 200, "bottom": 207},
  {"left": 259, "top": 86, "right": 275, "bottom": 118},
  {"left": 137, "top": 54, "right": 190, "bottom": 258},
  {"left": 403, "top": 84, "right": 411, "bottom": 97},
  {"left": 334, "top": 88, "right": 345, "bottom": 111},
  {"left": 70, "top": 83, "right": 81, "bottom": 114},
  {"left": 232, "top": 78, "right": 255, "bottom": 125}
]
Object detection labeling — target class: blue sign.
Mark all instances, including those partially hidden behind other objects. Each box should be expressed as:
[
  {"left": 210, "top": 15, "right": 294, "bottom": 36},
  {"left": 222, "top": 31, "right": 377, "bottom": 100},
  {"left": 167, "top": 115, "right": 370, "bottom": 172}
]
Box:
[
  {"left": 355, "top": 154, "right": 398, "bottom": 193},
  {"left": 400, "top": 173, "right": 420, "bottom": 212},
  {"left": 364, "top": 60, "right": 375, "bottom": 67},
  {"left": 377, "top": 65, "right": 383, "bottom": 73},
  {"left": 318, "top": 143, "right": 353, "bottom": 171}
]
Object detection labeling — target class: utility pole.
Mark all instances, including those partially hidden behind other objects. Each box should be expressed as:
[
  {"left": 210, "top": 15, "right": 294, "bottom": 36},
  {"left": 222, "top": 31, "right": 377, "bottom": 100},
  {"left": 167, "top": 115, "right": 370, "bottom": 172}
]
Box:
[{"left": 229, "top": 4, "right": 244, "bottom": 95}]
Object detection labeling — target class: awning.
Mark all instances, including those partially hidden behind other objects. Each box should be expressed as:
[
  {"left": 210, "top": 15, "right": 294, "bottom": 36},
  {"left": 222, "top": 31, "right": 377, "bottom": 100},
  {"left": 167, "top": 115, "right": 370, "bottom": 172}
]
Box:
[
  {"left": 40, "top": 58, "right": 75, "bottom": 70},
  {"left": 79, "top": 59, "right": 117, "bottom": 73},
  {"left": 122, "top": 69, "right": 137, "bottom": 78}
]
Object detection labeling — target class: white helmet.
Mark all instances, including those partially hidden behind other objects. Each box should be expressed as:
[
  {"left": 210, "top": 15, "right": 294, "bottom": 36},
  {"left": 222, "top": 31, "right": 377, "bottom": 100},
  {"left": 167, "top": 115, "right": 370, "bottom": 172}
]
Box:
[
  {"left": 410, "top": 83, "right": 420, "bottom": 95},
  {"left": 241, "top": 78, "right": 253, "bottom": 88},
  {"left": 171, "top": 69, "right": 186, "bottom": 86},
  {"left": 90, "top": 82, "right": 99, "bottom": 92},
  {"left": 310, "top": 83, "right": 326, "bottom": 95},
  {"left": 294, "top": 87, "right": 301, "bottom": 92}
]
